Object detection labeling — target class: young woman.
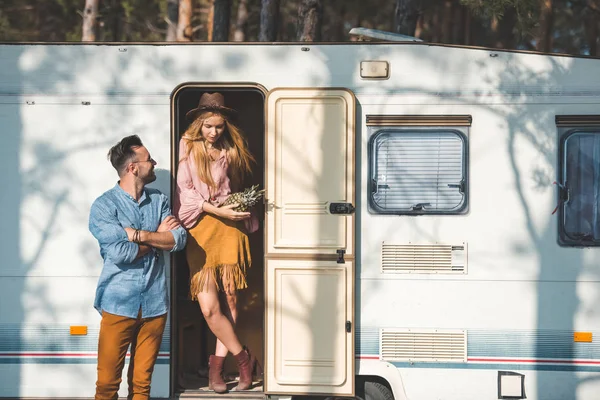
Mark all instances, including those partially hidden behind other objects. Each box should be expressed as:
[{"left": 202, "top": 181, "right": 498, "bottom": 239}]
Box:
[{"left": 174, "top": 92, "right": 259, "bottom": 393}]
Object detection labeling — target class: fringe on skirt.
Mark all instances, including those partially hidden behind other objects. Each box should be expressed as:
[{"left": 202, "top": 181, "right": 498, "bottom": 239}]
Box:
[
  {"left": 189, "top": 263, "right": 247, "bottom": 299},
  {"left": 186, "top": 213, "right": 252, "bottom": 300}
]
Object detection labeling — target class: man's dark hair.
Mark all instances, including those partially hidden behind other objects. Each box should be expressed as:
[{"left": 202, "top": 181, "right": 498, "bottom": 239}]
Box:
[{"left": 107, "top": 135, "right": 144, "bottom": 176}]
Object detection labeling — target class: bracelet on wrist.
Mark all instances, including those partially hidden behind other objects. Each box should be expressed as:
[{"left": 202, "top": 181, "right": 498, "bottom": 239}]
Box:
[{"left": 133, "top": 229, "right": 141, "bottom": 244}]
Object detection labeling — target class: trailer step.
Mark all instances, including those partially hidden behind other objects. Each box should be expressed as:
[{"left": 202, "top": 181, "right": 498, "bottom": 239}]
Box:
[
  {"left": 177, "top": 394, "right": 266, "bottom": 399},
  {"left": 176, "top": 388, "right": 266, "bottom": 399}
]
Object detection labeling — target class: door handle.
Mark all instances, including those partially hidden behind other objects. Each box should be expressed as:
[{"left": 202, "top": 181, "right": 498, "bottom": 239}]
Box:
[
  {"left": 265, "top": 200, "right": 282, "bottom": 212},
  {"left": 329, "top": 202, "right": 355, "bottom": 215}
]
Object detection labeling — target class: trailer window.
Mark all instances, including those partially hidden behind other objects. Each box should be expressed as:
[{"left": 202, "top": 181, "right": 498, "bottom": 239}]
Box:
[
  {"left": 559, "top": 130, "right": 600, "bottom": 246},
  {"left": 368, "top": 128, "right": 468, "bottom": 215}
]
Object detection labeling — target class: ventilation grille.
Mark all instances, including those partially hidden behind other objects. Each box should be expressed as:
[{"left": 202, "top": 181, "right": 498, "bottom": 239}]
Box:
[
  {"left": 381, "top": 329, "right": 467, "bottom": 363},
  {"left": 382, "top": 243, "right": 467, "bottom": 274}
]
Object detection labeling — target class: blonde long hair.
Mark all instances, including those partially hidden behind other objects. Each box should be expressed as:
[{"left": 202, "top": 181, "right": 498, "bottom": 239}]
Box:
[{"left": 181, "top": 111, "right": 255, "bottom": 190}]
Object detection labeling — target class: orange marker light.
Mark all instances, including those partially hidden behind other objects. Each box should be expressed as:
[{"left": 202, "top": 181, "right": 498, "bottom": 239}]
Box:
[
  {"left": 574, "top": 332, "right": 592, "bottom": 343},
  {"left": 70, "top": 326, "right": 88, "bottom": 335}
]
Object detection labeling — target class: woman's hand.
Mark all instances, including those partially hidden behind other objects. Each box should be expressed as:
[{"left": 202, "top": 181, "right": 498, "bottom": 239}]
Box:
[
  {"left": 203, "top": 202, "right": 251, "bottom": 221},
  {"left": 215, "top": 203, "right": 251, "bottom": 221}
]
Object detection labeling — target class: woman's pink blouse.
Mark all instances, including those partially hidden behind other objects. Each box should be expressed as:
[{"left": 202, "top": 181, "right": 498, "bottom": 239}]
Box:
[{"left": 173, "top": 139, "right": 258, "bottom": 233}]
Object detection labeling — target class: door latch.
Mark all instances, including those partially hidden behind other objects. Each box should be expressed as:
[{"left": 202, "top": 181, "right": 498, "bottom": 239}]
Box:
[
  {"left": 345, "top": 321, "right": 352, "bottom": 333},
  {"left": 337, "top": 249, "right": 345, "bottom": 264},
  {"left": 329, "top": 202, "right": 355, "bottom": 214}
]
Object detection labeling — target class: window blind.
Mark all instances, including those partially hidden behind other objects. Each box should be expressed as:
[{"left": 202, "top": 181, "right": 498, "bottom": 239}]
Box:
[{"left": 371, "top": 130, "right": 465, "bottom": 213}]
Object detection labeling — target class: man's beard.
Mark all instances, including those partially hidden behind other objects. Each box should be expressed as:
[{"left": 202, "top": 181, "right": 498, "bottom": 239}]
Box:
[{"left": 143, "top": 171, "right": 157, "bottom": 184}]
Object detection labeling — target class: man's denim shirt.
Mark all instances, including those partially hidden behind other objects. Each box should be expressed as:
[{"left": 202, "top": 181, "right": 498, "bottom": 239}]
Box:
[{"left": 89, "top": 184, "right": 187, "bottom": 319}]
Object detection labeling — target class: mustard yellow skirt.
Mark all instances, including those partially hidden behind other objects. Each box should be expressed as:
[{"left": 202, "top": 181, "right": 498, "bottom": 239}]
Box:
[{"left": 186, "top": 214, "right": 251, "bottom": 300}]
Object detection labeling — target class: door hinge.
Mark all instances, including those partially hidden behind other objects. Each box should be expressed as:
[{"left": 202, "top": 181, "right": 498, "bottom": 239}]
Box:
[
  {"left": 346, "top": 321, "right": 352, "bottom": 333},
  {"left": 337, "top": 249, "right": 345, "bottom": 264}
]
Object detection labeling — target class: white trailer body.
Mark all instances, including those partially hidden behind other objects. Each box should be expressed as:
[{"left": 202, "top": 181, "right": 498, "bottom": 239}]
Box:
[{"left": 0, "top": 41, "right": 599, "bottom": 400}]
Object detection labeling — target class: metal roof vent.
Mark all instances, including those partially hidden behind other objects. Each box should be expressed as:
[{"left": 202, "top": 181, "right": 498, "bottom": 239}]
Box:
[{"left": 349, "top": 27, "right": 423, "bottom": 42}]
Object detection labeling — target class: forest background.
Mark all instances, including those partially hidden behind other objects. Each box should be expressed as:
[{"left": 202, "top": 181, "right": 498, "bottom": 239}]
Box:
[{"left": 0, "top": 0, "right": 599, "bottom": 56}]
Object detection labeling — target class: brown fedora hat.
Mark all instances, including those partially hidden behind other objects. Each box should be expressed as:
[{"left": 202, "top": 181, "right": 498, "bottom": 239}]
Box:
[{"left": 185, "top": 92, "right": 236, "bottom": 122}]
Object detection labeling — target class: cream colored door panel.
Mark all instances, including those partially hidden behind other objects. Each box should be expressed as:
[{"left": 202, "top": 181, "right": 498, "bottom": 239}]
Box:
[
  {"left": 265, "top": 259, "right": 354, "bottom": 395},
  {"left": 266, "top": 89, "right": 355, "bottom": 256},
  {"left": 265, "top": 87, "right": 355, "bottom": 396}
]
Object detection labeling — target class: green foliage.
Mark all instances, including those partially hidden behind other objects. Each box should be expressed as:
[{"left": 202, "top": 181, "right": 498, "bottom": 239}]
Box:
[
  {"left": 0, "top": 0, "right": 597, "bottom": 56},
  {"left": 0, "top": 10, "right": 14, "bottom": 40},
  {"left": 460, "top": 0, "right": 537, "bottom": 33},
  {"left": 0, "top": 9, "right": 10, "bottom": 33},
  {"left": 461, "top": 0, "right": 515, "bottom": 19},
  {"left": 0, "top": 0, "right": 82, "bottom": 41}
]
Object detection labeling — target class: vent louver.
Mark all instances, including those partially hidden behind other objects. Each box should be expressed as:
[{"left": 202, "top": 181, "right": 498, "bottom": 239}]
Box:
[
  {"left": 382, "top": 243, "right": 467, "bottom": 274},
  {"left": 381, "top": 329, "right": 467, "bottom": 362}
]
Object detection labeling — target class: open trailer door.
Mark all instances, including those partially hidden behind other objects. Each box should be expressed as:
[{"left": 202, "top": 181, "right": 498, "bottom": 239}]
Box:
[{"left": 264, "top": 88, "right": 356, "bottom": 396}]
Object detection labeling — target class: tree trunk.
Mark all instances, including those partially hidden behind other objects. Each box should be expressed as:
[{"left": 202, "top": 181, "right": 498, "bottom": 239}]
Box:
[
  {"left": 463, "top": 8, "right": 471, "bottom": 45},
  {"left": 212, "top": 0, "right": 231, "bottom": 41},
  {"left": 296, "top": 0, "right": 322, "bottom": 41},
  {"left": 496, "top": 7, "right": 516, "bottom": 49},
  {"left": 207, "top": 0, "right": 214, "bottom": 41},
  {"left": 259, "top": 0, "right": 280, "bottom": 41},
  {"left": 177, "top": 0, "right": 193, "bottom": 41},
  {"left": 82, "top": 0, "right": 100, "bottom": 42},
  {"left": 326, "top": 1, "right": 346, "bottom": 41},
  {"left": 451, "top": 3, "right": 463, "bottom": 44},
  {"left": 584, "top": 11, "right": 599, "bottom": 56},
  {"left": 490, "top": 16, "right": 499, "bottom": 47},
  {"left": 414, "top": 13, "right": 424, "bottom": 38},
  {"left": 432, "top": 4, "right": 441, "bottom": 43},
  {"left": 441, "top": 0, "right": 452, "bottom": 43},
  {"left": 393, "top": 0, "right": 420, "bottom": 36},
  {"left": 109, "top": 0, "right": 122, "bottom": 42},
  {"left": 536, "top": 0, "right": 554, "bottom": 52},
  {"left": 233, "top": 0, "right": 249, "bottom": 41},
  {"left": 166, "top": 0, "right": 179, "bottom": 41}
]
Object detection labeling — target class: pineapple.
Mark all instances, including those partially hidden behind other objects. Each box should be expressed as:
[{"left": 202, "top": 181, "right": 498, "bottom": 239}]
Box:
[{"left": 222, "top": 184, "right": 266, "bottom": 212}]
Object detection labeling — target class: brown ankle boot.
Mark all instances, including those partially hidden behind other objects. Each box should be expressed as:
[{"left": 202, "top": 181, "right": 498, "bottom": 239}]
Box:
[
  {"left": 234, "top": 347, "right": 255, "bottom": 391},
  {"left": 208, "top": 355, "right": 227, "bottom": 393}
]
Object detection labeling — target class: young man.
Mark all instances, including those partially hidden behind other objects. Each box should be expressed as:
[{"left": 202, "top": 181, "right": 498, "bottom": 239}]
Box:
[{"left": 89, "top": 135, "right": 187, "bottom": 400}]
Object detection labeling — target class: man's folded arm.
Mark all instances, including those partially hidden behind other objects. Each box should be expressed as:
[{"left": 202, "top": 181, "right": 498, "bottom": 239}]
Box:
[
  {"left": 89, "top": 200, "right": 140, "bottom": 264},
  {"left": 157, "top": 194, "right": 187, "bottom": 252},
  {"left": 138, "top": 225, "right": 186, "bottom": 251}
]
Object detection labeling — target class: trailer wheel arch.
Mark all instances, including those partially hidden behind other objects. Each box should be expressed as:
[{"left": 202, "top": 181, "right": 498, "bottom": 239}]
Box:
[
  {"left": 356, "top": 359, "right": 409, "bottom": 400},
  {"left": 355, "top": 376, "right": 394, "bottom": 400}
]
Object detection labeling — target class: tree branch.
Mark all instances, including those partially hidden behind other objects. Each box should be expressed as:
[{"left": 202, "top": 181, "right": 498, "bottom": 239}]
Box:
[{"left": 146, "top": 20, "right": 167, "bottom": 34}]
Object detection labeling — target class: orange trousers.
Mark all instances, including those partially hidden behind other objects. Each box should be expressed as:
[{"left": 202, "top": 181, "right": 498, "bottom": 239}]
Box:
[{"left": 95, "top": 310, "right": 167, "bottom": 400}]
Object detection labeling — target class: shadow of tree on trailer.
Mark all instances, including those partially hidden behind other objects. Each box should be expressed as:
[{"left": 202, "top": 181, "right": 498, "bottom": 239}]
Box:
[{"left": 2, "top": 39, "right": 600, "bottom": 399}]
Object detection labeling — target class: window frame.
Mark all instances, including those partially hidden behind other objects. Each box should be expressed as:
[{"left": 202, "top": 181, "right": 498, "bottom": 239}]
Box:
[
  {"left": 367, "top": 126, "right": 469, "bottom": 216},
  {"left": 557, "top": 127, "right": 600, "bottom": 247}
]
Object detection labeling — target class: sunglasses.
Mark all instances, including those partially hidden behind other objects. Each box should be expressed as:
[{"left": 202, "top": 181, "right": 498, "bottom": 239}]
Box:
[{"left": 132, "top": 157, "right": 156, "bottom": 165}]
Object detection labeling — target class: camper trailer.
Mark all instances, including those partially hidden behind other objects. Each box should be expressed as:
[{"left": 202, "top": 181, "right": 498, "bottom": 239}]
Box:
[{"left": 1, "top": 32, "right": 600, "bottom": 400}]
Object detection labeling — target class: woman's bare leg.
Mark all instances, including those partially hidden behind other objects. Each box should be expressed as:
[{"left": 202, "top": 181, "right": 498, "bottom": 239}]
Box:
[
  {"left": 215, "top": 289, "right": 238, "bottom": 357},
  {"left": 214, "top": 278, "right": 239, "bottom": 357},
  {"left": 197, "top": 278, "right": 243, "bottom": 357}
]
